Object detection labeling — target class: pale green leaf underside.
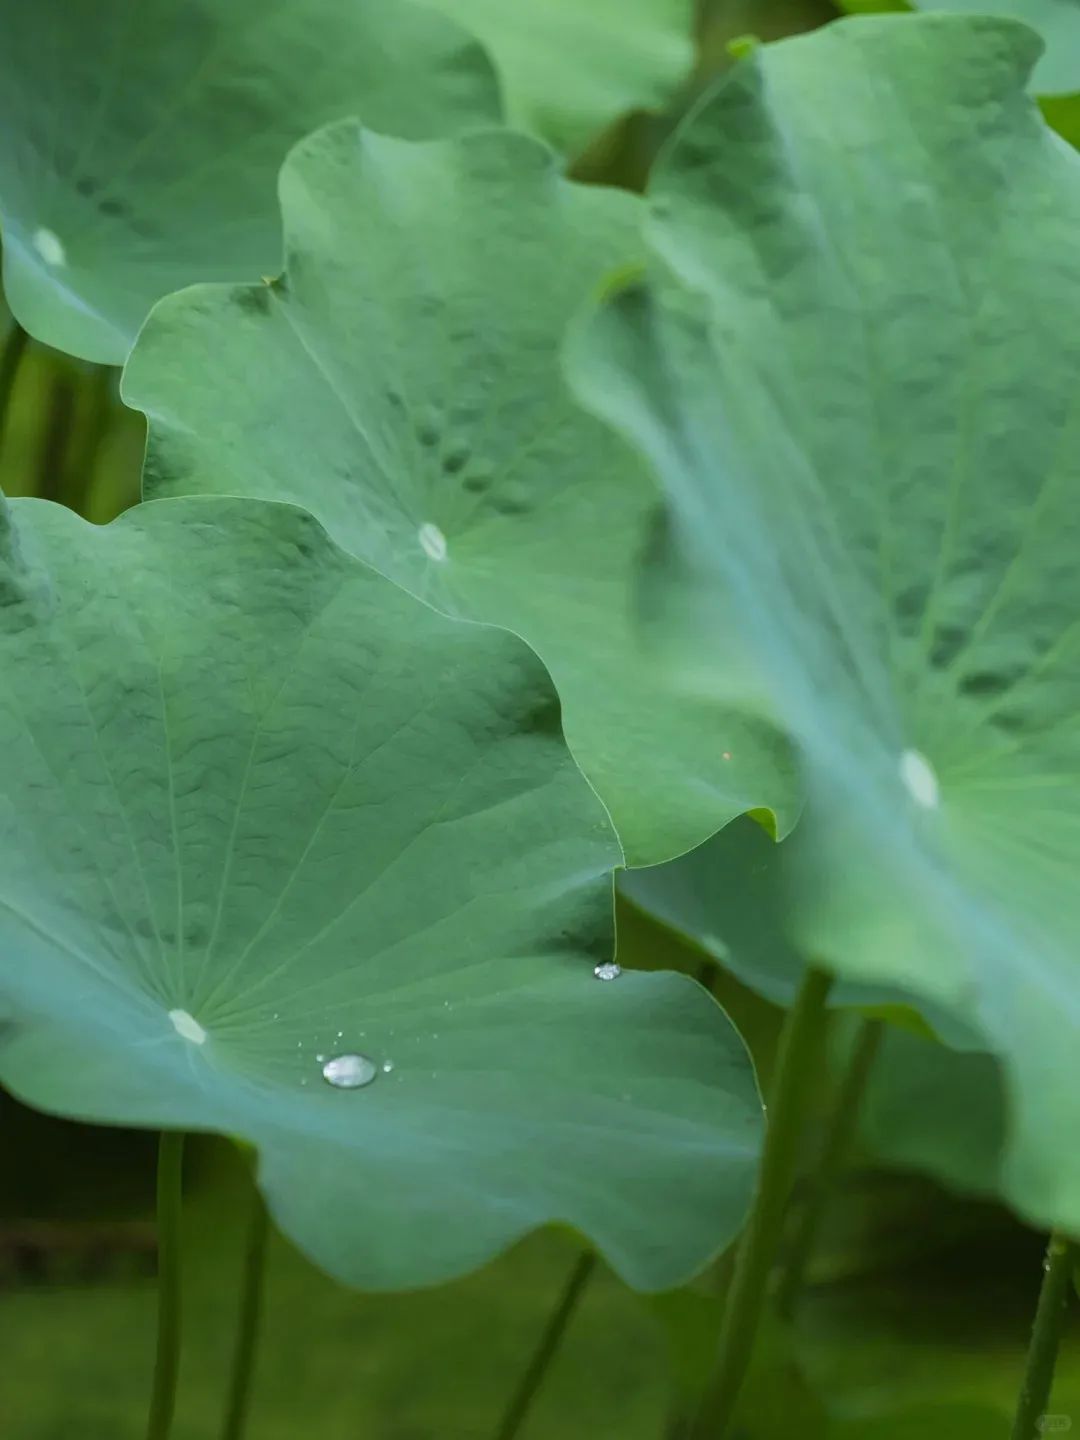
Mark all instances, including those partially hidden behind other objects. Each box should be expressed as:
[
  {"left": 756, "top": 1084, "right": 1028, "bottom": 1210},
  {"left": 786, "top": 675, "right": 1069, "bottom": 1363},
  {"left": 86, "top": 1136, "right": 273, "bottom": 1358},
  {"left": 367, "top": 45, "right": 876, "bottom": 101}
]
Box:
[
  {"left": 124, "top": 123, "right": 799, "bottom": 867},
  {"left": 0, "top": 0, "right": 501, "bottom": 363},
  {"left": 0, "top": 494, "right": 762, "bottom": 1291},
  {"left": 572, "top": 16, "right": 1080, "bottom": 1231},
  {"left": 423, "top": 0, "right": 695, "bottom": 153},
  {"left": 622, "top": 819, "right": 943, "bottom": 1014},
  {"left": 840, "top": 0, "right": 1080, "bottom": 92}
]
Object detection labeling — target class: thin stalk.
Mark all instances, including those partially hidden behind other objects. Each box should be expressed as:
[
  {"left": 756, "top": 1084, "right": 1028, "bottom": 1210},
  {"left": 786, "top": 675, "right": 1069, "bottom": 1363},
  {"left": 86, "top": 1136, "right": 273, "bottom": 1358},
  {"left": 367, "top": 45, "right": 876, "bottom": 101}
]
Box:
[
  {"left": 1011, "top": 1231, "right": 1077, "bottom": 1440},
  {"left": 220, "top": 1181, "right": 270, "bottom": 1440},
  {"left": 147, "top": 1131, "right": 185, "bottom": 1440},
  {"left": 0, "top": 320, "right": 29, "bottom": 459},
  {"left": 71, "top": 365, "right": 116, "bottom": 516},
  {"left": 492, "top": 1250, "right": 597, "bottom": 1440},
  {"left": 775, "top": 1016, "right": 884, "bottom": 1316},
  {"left": 35, "top": 368, "right": 77, "bottom": 503},
  {"left": 691, "top": 965, "right": 834, "bottom": 1439}
]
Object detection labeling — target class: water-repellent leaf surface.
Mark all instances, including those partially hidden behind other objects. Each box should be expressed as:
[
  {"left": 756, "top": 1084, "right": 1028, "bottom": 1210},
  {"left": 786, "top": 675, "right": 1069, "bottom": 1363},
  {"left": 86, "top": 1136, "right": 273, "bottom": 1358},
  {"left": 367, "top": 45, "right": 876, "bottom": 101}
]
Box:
[
  {"left": 570, "top": 15, "right": 1080, "bottom": 1232},
  {"left": 0, "top": 0, "right": 501, "bottom": 364},
  {"left": 0, "top": 493, "right": 764, "bottom": 1291},
  {"left": 422, "top": 0, "right": 695, "bottom": 154},
  {"left": 123, "top": 123, "right": 799, "bottom": 867},
  {"left": 840, "top": 0, "right": 1080, "bottom": 93}
]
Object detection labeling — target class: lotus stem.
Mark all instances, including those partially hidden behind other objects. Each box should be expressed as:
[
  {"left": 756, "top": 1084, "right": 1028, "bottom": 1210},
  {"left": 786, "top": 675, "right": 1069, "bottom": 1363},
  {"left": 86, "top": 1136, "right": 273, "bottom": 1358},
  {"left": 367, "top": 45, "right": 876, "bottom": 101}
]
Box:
[
  {"left": 492, "top": 1249, "right": 597, "bottom": 1440},
  {"left": 147, "top": 1131, "right": 185, "bottom": 1440},
  {"left": 0, "top": 320, "right": 29, "bottom": 460},
  {"left": 1011, "top": 1230, "right": 1077, "bottom": 1440},
  {"left": 220, "top": 1173, "right": 269, "bottom": 1440},
  {"left": 691, "top": 964, "right": 834, "bottom": 1438},
  {"left": 775, "top": 1016, "right": 884, "bottom": 1316}
]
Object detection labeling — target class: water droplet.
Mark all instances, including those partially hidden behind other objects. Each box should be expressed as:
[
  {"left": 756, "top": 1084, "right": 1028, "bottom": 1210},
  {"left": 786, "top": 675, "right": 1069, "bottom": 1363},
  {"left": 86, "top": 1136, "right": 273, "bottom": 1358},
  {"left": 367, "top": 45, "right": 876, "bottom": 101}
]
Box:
[
  {"left": 32, "top": 227, "right": 66, "bottom": 267},
  {"left": 899, "top": 748, "right": 939, "bottom": 809},
  {"left": 722, "top": 751, "right": 732, "bottom": 761},
  {"left": 315, "top": 1053, "right": 326, "bottom": 1063},
  {"left": 418, "top": 522, "right": 448, "bottom": 562},
  {"left": 593, "top": 962, "right": 621, "bottom": 981},
  {"left": 321, "top": 1053, "right": 377, "bottom": 1089},
  {"left": 381, "top": 1060, "right": 394, "bottom": 1073},
  {"left": 169, "top": 1009, "right": 207, "bottom": 1045}
]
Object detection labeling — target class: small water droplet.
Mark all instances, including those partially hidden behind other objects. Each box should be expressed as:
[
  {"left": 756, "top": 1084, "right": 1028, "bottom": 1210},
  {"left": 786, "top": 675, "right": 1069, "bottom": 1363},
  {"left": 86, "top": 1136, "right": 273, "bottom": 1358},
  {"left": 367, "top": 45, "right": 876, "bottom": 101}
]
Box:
[
  {"left": 32, "top": 227, "right": 66, "bottom": 267},
  {"left": 593, "top": 962, "right": 621, "bottom": 981},
  {"left": 899, "top": 748, "right": 940, "bottom": 809},
  {"left": 322, "top": 1053, "right": 378, "bottom": 1089},
  {"left": 382, "top": 1060, "right": 394, "bottom": 1073},
  {"left": 722, "top": 751, "right": 732, "bottom": 761},
  {"left": 315, "top": 1053, "right": 326, "bottom": 1063},
  {"left": 169, "top": 1009, "right": 207, "bottom": 1045},
  {"left": 418, "top": 522, "right": 448, "bottom": 562}
]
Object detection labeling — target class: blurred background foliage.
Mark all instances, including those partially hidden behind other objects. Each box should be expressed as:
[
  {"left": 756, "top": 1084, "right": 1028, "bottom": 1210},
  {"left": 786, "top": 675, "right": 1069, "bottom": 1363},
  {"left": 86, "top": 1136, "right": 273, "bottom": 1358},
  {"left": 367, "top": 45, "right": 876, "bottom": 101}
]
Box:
[{"left": 3, "top": 0, "right": 1079, "bottom": 1435}]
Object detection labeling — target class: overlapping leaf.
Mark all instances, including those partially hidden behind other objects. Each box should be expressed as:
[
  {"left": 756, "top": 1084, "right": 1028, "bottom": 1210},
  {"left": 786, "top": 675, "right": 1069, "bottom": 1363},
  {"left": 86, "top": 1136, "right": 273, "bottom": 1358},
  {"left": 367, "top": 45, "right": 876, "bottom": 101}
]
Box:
[
  {"left": 423, "top": 0, "right": 696, "bottom": 154},
  {"left": 840, "top": 1, "right": 1080, "bottom": 92},
  {"left": 0, "top": 0, "right": 501, "bottom": 363},
  {"left": 123, "top": 123, "right": 799, "bottom": 867},
  {"left": 0, "top": 493, "right": 763, "bottom": 1290},
  {"left": 571, "top": 15, "right": 1080, "bottom": 1231}
]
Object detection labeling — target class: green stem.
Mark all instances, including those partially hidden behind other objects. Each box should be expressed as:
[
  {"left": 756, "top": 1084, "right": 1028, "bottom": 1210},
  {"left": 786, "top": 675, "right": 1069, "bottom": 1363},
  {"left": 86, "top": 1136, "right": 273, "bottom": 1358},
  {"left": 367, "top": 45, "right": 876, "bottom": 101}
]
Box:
[
  {"left": 1010, "top": 1231, "right": 1077, "bottom": 1440},
  {"left": 492, "top": 1250, "right": 597, "bottom": 1440},
  {"left": 147, "top": 1132, "right": 185, "bottom": 1440},
  {"left": 0, "top": 320, "right": 29, "bottom": 460},
  {"left": 35, "top": 368, "right": 77, "bottom": 503},
  {"left": 72, "top": 365, "right": 116, "bottom": 517},
  {"left": 220, "top": 1179, "right": 269, "bottom": 1440},
  {"left": 775, "top": 1016, "right": 884, "bottom": 1317},
  {"left": 691, "top": 965, "right": 834, "bottom": 1439}
]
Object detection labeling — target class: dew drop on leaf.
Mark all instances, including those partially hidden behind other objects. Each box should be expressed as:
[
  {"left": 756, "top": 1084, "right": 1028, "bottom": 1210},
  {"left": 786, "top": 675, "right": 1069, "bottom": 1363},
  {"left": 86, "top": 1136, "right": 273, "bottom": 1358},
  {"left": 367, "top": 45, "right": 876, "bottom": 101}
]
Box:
[
  {"left": 321, "top": 1053, "right": 378, "bottom": 1089},
  {"left": 593, "top": 962, "right": 621, "bottom": 981}
]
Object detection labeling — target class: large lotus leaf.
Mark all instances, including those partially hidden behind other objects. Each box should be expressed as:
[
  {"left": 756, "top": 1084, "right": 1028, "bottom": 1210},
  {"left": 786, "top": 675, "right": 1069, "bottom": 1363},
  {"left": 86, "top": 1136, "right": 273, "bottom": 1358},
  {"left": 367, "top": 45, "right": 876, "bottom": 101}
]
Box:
[
  {"left": 856, "top": 1025, "right": 1006, "bottom": 1201},
  {"left": 123, "top": 122, "right": 799, "bottom": 868},
  {"left": 622, "top": 818, "right": 920, "bottom": 1011},
  {"left": 622, "top": 819, "right": 990, "bottom": 1047},
  {"left": 0, "top": 492, "right": 764, "bottom": 1291},
  {"left": 570, "top": 15, "right": 1080, "bottom": 1232},
  {"left": 0, "top": 0, "right": 501, "bottom": 365},
  {"left": 839, "top": 1, "right": 1080, "bottom": 93},
  {"left": 422, "top": 0, "right": 694, "bottom": 154}
]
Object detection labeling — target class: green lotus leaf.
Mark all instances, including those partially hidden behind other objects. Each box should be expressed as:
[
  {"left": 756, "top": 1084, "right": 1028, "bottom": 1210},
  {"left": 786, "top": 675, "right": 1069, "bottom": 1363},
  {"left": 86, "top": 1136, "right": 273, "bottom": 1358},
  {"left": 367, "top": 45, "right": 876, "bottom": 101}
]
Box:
[
  {"left": 622, "top": 818, "right": 907, "bottom": 1010},
  {"left": 122, "top": 122, "right": 800, "bottom": 867},
  {"left": 856, "top": 1026, "right": 1006, "bottom": 1201},
  {"left": 838, "top": 1, "right": 1079, "bottom": 94},
  {"left": 422, "top": 0, "right": 695, "bottom": 154},
  {"left": 622, "top": 819, "right": 990, "bottom": 1041},
  {"left": 570, "top": 15, "right": 1080, "bottom": 1232},
  {"left": 0, "top": 0, "right": 501, "bottom": 365},
  {"left": 0, "top": 492, "right": 764, "bottom": 1291}
]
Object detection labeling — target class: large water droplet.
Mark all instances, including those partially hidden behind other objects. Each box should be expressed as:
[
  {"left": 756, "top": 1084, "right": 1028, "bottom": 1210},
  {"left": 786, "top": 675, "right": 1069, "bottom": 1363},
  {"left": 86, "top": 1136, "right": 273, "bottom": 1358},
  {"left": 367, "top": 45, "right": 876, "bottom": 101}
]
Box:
[
  {"left": 593, "top": 962, "right": 621, "bottom": 982},
  {"left": 418, "top": 522, "right": 448, "bottom": 562},
  {"left": 899, "top": 748, "right": 939, "bottom": 809},
  {"left": 169, "top": 1009, "right": 207, "bottom": 1045},
  {"left": 322, "top": 1053, "right": 377, "bottom": 1089},
  {"left": 33, "top": 227, "right": 66, "bottom": 267}
]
